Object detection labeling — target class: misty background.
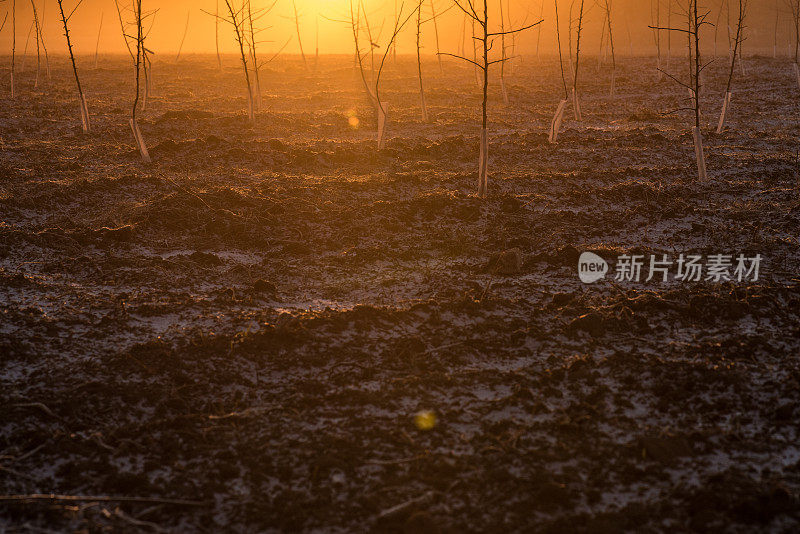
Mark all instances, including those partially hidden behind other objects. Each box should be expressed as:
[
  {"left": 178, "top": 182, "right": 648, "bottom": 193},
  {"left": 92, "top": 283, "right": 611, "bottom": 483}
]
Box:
[{"left": 0, "top": 1, "right": 794, "bottom": 60}]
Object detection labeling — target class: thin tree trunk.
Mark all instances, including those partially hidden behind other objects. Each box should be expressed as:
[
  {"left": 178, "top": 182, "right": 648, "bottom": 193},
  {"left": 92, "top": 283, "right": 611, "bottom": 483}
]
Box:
[
  {"left": 549, "top": 0, "right": 569, "bottom": 144},
  {"left": 293, "top": 0, "right": 307, "bottom": 69},
  {"left": 416, "top": 2, "right": 428, "bottom": 122},
  {"left": 478, "top": 0, "right": 488, "bottom": 198},
  {"left": 11, "top": 0, "right": 16, "bottom": 98},
  {"left": 176, "top": 11, "right": 190, "bottom": 62},
  {"left": 94, "top": 12, "right": 103, "bottom": 69},
  {"left": 131, "top": 0, "right": 150, "bottom": 163},
  {"left": 57, "top": 0, "right": 91, "bottom": 133},
  {"left": 572, "top": 0, "right": 584, "bottom": 121},
  {"left": 430, "top": 0, "right": 442, "bottom": 72},
  {"left": 216, "top": 0, "right": 222, "bottom": 70}
]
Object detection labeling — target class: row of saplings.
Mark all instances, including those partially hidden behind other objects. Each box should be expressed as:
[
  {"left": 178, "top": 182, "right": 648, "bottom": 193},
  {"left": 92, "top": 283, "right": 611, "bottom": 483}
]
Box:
[{"left": 5, "top": 0, "right": 799, "bottom": 196}]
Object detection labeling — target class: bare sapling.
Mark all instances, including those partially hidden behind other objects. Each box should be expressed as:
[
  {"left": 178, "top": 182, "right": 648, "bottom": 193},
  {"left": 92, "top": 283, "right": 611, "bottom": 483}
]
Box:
[
  {"left": 550, "top": 0, "right": 569, "bottom": 144},
  {"left": 292, "top": 0, "right": 308, "bottom": 70},
  {"left": 175, "top": 10, "right": 190, "bottom": 62},
  {"left": 348, "top": 0, "right": 378, "bottom": 106},
  {"left": 666, "top": 0, "right": 672, "bottom": 64},
  {"left": 499, "top": 0, "right": 509, "bottom": 103},
  {"left": 651, "top": 0, "right": 663, "bottom": 80},
  {"left": 57, "top": 0, "right": 90, "bottom": 133},
  {"left": 216, "top": 0, "right": 221, "bottom": 69},
  {"left": 536, "top": 0, "right": 544, "bottom": 60},
  {"left": 94, "top": 11, "right": 103, "bottom": 69},
  {"left": 714, "top": 0, "right": 724, "bottom": 55},
  {"left": 246, "top": 1, "right": 262, "bottom": 110},
  {"left": 568, "top": 1, "right": 574, "bottom": 79},
  {"left": 471, "top": 17, "right": 479, "bottom": 86},
  {"left": 373, "top": 2, "right": 418, "bottom": 149},
  {"left": 30, "top": 1, "right": 41, "bottom": 88},
  {"left": 625, "top": 12, "right": 632, "bottom": 55},
  {"left": 651, "top": 0, "right": 712, "bottom": 180},
  {"left": 10, "top": 0, "right": 15, "bottom": 98},
  {"left": 31, "top": 0, "right": 49, "bottom": 82},
  {"left": 430, "top": 0, "right": 443, "bottom": 72},
  {"left": 359, "top": 0, "right": 376, "bottom": 83},
  {"left": 773, "top": 0, "right": 779, "bottom": 58},
  {"left": 603, "top": 0, "right": 616, "bottom": 95},
  {"left": 716, "top": 0, "right": 746, "bottom": 134},
  {"left": 415, "top": 0, "right": 428, "bottom": 121},
  {"left": 20, "top": 19, "right": 32, "bottom": 72},
  {"left": 441, "top": 0, "right": 541, "bottom": 197},
  {"left": 213, "top": 1, "right": 255, "bottom": 124},
  {"left": 789, "top": 0, "right": 800, "bottom": 88},
  {"left": 128, "top": 0, "right": 151, "bottom": 162},
  {"left": 598, "top": 9, "right": 607, "bottom": 73},
  {"left": 142, "top": 14, "right": 155, "bottom": 111},
  {"left": 572, "top": 0, "right": 585, "bottom": 120}
]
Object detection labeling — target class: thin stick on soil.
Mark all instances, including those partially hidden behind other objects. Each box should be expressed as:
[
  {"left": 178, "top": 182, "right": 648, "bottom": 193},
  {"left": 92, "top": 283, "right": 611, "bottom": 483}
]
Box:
[
  {"left": 57, "top": 0, "right": 91, "bottom": 133},
  {"left": 0, "top": 494, "right": 206, "bottom": 507}
]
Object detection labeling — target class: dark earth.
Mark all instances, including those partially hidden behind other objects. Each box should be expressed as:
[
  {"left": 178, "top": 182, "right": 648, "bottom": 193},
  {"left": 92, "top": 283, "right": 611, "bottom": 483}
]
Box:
[{"left": 1, "top": 53, "right": 799, "bottom": 532}]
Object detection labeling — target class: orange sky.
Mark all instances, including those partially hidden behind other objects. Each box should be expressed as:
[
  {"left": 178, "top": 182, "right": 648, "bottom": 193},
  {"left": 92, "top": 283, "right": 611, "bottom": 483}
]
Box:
[{"left": 0, "top": 1, "right": 790, "bottom": 58}]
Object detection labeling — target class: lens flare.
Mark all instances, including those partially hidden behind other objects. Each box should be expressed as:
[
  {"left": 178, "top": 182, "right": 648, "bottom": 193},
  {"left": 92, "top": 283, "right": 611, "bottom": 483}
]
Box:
[{"left": 414, "top": 410, "right": 436, "bottom": 431}]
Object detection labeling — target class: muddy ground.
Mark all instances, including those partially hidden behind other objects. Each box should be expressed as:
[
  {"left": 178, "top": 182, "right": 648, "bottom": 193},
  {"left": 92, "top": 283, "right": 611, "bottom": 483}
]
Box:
[{"left": 1, "top": 54, "right": 799, "bottom": 532}]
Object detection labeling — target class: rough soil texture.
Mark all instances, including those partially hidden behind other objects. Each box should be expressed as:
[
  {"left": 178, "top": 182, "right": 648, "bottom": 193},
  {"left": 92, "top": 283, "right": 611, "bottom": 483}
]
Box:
[{"left": 1, "top": 54, "right": 799, "bottom": 532}]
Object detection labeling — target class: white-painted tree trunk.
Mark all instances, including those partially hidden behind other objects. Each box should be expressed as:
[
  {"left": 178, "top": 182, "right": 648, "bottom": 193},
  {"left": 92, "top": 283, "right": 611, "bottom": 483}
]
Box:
[
  {"left": 716, "top": 92, "right": 731, "bottom": 134},
  {"left": 142, "top": 70, "right": 150, "bottom": 112},
  {"left": 79, "top": 93, "right": 90, "bottom": 133},
  {"left": 247, "top": 85, "right": 255, "bottom": 125},
  {"left": 500, "top": 77, "right": 509, "bottom": 104},
  {"left": 794, "top": 63, "right": 800, "bottom": 90},
  {"left": 377, "top": 102, "right": 388, "bottom": 149},
  {"left": 130, "top": 118, "right": 151, "bottom": 163},
  {"left": 478, "top": 127, "right": 488, "bottom": 198},
  {"left": 692, "top": 126, "right": 707, "bottom": 181},
  {"left": 549, "top": 99, "right": 568, "bottom": 144},
  {"left": 572, "top": 87, "right": 582, "bottom": 121},
  {"left": 419, "top": 87, "right": 428, "bottom": 122}
]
